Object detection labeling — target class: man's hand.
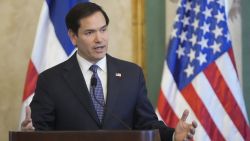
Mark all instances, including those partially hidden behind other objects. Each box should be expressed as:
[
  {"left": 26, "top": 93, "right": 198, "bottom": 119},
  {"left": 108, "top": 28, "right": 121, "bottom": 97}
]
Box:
[
  {"left": 174, "top": 109, "right": 197, "bottom": 141},
  {"left": 21, "top": 106, "right": 35, "bottom": 131}
]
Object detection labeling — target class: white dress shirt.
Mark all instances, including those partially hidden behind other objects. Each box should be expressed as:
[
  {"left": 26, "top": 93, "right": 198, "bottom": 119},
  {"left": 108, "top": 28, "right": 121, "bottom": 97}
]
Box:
[{"left": 76, "top": 53, "right": 107, "bottom": 101}]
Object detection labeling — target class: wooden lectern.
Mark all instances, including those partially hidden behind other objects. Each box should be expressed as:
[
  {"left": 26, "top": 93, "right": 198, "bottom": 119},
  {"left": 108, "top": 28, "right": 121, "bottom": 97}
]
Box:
[{"left": 9, "top": 130, "right": 161, "bottom": 141}]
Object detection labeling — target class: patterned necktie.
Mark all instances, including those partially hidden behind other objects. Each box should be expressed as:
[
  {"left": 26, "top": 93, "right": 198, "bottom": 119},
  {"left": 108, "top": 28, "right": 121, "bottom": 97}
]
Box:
[{"left": 89, "top": 65, "right": 105, "bottom": 122}]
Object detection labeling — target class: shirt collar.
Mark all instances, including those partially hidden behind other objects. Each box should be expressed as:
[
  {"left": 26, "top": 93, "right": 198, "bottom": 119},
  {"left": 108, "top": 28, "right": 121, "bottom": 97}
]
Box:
[{"left": 76, "top": 52, "right": 107, "bottom": 73}]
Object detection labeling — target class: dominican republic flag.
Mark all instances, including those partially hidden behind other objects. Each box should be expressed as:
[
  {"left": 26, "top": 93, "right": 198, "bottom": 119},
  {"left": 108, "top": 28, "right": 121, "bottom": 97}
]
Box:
[
  {"left": 19, "top": 0, "right": 88, "bottom": 128},
  {"left": 157, "top": 0, "right": 250, "bottom": 140}
]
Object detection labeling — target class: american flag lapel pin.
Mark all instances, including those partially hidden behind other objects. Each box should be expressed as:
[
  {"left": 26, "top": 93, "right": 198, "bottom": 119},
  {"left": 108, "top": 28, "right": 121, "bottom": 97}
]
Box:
[{"left": 115, "top": 72, "right": 122, "bottom": 77}]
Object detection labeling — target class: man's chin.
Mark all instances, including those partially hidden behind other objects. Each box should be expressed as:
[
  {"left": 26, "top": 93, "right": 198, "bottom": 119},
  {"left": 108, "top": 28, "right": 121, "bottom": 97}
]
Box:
[{"left": 92, "top": 54, "right": 106, "bottom": 62}]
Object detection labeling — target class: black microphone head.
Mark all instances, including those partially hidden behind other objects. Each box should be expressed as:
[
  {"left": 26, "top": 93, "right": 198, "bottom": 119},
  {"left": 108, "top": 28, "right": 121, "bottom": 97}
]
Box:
[{"left": 91, "top": 77, "right": 97, "bottom": 87}]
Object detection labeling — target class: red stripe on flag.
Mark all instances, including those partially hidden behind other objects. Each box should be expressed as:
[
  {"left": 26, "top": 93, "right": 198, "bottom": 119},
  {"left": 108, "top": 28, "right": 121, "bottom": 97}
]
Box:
[
  {"left": 22, "top": 60, "right": 38, "bottom": 101},
  {"left": 203, "top": 61, "right": 250, "bottom": 140},
  {"left": 157, "top": 89, "right": 179, "bottom": 128},
  {"left": 182, "top": 84, "right": 225, "bottom": 141}
]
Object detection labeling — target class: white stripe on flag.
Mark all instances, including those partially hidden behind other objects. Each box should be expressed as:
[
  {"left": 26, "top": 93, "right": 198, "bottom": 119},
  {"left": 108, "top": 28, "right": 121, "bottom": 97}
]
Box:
[
  {"left": 216, "top": 53, "right": 248, "bottom": 123},
  {"left": 155, "top": 109, "right": 163, "bottom": 121},
  {"left": 31, "top": 2, "right": 68, "bottom": 73},
  {"left": 192, "top": 71, "right": 244, "bottom": 141},
  {"left": 161, "top": 63, "right": 210, "bottom": 141}
]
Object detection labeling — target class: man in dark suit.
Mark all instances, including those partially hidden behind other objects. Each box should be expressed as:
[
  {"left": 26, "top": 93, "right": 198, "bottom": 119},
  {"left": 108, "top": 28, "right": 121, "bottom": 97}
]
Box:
[{"left": 21, "top": 2, "right": 197, "bottom": 141}]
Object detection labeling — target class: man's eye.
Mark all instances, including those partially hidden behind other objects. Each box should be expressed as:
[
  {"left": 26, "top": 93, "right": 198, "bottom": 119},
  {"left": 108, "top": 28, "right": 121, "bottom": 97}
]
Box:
[
  {"left": 85, "top": 31, "right": 93, "bottom": 35},
  {"left": 101, "top": 28, "right": 107, "bottom": 32}
]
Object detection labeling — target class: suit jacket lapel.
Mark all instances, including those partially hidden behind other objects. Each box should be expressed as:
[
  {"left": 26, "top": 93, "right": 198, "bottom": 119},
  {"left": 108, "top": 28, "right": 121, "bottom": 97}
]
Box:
[
  {"left": 104, "top": 55, "right": 121, "bottom": 118},
  {"left": 62, "top": 53, "right": 101, "bottom": 126}
]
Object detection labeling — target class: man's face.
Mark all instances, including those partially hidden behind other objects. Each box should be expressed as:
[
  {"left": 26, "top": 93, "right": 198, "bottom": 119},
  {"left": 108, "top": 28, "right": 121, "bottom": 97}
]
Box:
[{"left": 69, "top": 11, "right": 109, "bottom": 63}]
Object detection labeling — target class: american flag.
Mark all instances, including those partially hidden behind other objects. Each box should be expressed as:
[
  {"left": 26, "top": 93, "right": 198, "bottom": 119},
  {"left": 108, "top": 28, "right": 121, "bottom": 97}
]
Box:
[
  {"left": 157, "top": 0, "right": 250, "bottom": 140},
  {"left": 19, "top": 0, "right": 88, "bottom": 128}
]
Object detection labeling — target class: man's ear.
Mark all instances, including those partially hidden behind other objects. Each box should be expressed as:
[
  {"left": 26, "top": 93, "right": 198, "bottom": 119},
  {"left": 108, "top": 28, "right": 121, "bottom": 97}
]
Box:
[{"left": 68, "top": 29, "right": 77, "bottom": 47}]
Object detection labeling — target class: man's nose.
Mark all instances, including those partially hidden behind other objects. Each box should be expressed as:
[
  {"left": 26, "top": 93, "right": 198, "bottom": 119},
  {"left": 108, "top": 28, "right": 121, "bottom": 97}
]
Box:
[{"left": 94, "top": 32, "right": 102, "bottom": 42}]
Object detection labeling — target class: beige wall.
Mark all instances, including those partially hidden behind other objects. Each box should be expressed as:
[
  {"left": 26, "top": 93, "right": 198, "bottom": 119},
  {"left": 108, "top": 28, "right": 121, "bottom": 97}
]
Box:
[
  {"left": 0, "top": 0, "right": 43, "bottom": 141},
  {"left": 92, "top": 0, "right": 133, "bottom": 62},
  {"left": 0, "top": 1, "right": 133, "bottom": 141}
]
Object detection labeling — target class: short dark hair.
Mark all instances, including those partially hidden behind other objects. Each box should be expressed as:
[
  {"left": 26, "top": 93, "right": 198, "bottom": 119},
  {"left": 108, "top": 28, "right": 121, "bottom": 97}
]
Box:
[{"left": 65, "top": 2, "right": 109, "bottom": 35}]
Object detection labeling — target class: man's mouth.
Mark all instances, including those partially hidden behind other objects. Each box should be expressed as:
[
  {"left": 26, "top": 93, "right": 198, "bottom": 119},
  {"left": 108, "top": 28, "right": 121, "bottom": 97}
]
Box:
[{"left": 94, "top": 46, "right": 105, "bottom": 49}]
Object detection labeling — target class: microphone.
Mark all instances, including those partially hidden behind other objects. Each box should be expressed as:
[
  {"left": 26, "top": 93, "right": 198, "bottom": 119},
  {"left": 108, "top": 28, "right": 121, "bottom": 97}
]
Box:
[{"left": 90, "top": 77, "right": 131, "bottom": 130}]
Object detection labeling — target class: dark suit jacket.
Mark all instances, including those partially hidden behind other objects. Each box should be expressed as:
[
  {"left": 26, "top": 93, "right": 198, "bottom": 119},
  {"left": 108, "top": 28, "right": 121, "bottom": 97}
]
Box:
[{"left": 30, "top": 53, "right": 174, "bottom": 141}]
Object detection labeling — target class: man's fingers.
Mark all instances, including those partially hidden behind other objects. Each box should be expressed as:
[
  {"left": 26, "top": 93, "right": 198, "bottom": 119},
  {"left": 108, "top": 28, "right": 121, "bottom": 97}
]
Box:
[
  {"left": 190, "top": 127, "right": 195, "bottom": 134},
  {"left": 180, "top": 109, "right": 189, "bottom": 121},
  {"left": 21, "top": 122, "right": 34, "bottom": 131},
  {"left": 187, "top": 132, "right": 193, "bottom": 139},
  {"left": 21, "top": 106, "right": 33, "bottom": 129},
  {"left": 21, "top": 118, "right": 31, "bottom": 127},
  {"left": 192, "top": 121, "right": 198, "bottom": 128},
  {"left": 21, "top": 118, "right": 35, "bottom": 131},
  {"left": 21, "top": 106, "right": 35, "bottom": 131},
  {"left": 25, "top": 106, "right": 31, "bottom": 120}
]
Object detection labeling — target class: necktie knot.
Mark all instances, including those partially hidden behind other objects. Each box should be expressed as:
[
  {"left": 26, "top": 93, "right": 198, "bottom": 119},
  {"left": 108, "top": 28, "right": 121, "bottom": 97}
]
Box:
[{"left": 89, "top": 65, "right": 98, "bottom": 74}]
